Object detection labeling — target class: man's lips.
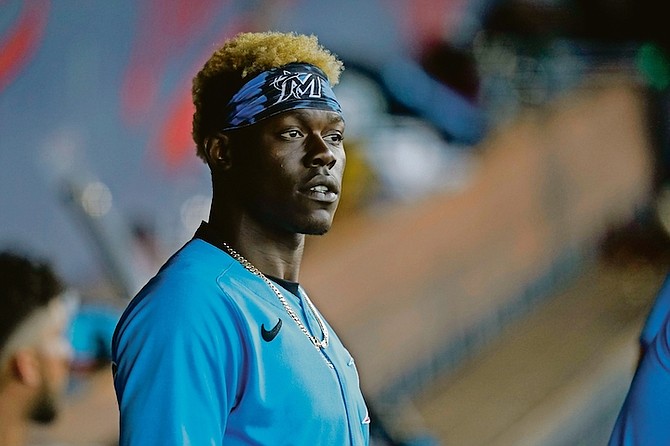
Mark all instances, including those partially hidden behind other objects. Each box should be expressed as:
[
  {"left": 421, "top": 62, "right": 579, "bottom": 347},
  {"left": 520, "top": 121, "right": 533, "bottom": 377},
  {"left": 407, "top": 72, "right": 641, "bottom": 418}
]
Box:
[{"left": 301, "top": 175, "right": 340, "bottom": 203}]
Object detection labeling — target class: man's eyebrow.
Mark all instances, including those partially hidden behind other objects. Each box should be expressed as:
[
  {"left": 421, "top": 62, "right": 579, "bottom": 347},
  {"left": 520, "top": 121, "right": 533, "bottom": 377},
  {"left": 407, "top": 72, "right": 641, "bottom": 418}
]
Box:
[
  {"left": 327, "top": 114, "right": 345, "bottom": 126},
  {"left": 289, "top": 109, "right": 345, "bottom": 125}
]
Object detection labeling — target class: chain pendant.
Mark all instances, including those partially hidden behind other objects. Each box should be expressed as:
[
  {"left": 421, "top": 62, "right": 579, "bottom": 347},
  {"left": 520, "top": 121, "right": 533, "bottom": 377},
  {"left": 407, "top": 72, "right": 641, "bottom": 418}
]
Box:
[{"left": 222, "top": 242, "right": 329, "bottom": 350}]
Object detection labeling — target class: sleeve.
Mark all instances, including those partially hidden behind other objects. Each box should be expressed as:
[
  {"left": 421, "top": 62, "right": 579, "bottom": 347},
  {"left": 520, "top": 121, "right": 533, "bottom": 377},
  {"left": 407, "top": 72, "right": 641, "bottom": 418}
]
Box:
[
  {"left": 609, "top": 305, "right": 670, "bottom": 446},
  {"left": 640, "top": 272, "right": 670, "bottom": 349},
  {"left": 112, "top": 279, "right": 245, "bottom": 446}
]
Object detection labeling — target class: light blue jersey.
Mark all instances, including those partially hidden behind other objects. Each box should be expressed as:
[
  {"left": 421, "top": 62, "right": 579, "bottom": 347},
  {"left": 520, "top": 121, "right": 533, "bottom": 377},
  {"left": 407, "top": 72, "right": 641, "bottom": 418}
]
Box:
[
  {"left": 640, "top": 273, "right": 670, "bottom": 349},
  {"left": 112, "top": 232, "right": 369, "bottom": 445},
  {"left": 609, "top": 274, "right": 670, "bottom": 445}
]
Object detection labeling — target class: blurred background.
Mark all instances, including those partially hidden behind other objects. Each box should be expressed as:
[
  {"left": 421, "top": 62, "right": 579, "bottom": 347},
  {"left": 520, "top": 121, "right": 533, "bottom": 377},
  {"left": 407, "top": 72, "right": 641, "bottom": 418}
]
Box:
[{"left": 2, "top": 0, "right": 670, "bottom": 444}]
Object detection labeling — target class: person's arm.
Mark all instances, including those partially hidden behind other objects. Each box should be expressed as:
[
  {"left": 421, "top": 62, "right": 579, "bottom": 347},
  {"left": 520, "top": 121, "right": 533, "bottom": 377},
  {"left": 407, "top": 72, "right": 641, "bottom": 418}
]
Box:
[
  {"left": 609, "top": 303, "right": 670, "bottom": 445},
  {"left": 639, "top": 273, "right": 670, "bottom": 355},
  {"left": 112, "top": 284, "right": 244, "bottom": 446}
]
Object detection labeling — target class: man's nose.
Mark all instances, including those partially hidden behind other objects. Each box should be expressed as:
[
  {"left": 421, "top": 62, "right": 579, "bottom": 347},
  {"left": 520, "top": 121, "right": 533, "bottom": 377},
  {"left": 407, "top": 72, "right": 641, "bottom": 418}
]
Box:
[{"left": 306, "top": 135, "right": 337, "bottom": 169}]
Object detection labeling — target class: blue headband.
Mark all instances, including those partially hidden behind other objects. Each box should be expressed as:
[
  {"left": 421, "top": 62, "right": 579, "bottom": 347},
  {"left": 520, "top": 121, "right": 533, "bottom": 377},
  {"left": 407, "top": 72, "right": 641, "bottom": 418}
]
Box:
[{"left": 220, "top": 63, "right": 343, "bottom": 131}]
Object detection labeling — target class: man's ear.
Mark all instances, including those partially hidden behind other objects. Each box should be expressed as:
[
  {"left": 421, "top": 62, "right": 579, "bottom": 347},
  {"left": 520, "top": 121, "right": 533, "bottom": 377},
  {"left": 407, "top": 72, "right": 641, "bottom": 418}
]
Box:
[
  {"left": 204, "top": 134, "right": 233, "bottom": 171},
  {"left": 11, "top": 349, "right": 41, "bottom": 387}
]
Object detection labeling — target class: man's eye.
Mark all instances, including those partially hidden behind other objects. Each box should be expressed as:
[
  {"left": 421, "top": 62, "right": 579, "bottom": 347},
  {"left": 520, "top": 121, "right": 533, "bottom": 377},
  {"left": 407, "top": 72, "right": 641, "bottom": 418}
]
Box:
[
  {"left": 281, "top": 130, "right": 303, "bottom": 139},
  {"left": 325, "top": 133, "right": 343, "bottom": 143}
]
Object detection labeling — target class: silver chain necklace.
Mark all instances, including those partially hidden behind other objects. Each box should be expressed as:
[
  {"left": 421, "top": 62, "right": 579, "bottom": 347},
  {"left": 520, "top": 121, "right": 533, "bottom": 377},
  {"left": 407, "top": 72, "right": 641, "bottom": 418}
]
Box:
[{"left": 221, "top": 242, "right": 329, "bottom": 350}]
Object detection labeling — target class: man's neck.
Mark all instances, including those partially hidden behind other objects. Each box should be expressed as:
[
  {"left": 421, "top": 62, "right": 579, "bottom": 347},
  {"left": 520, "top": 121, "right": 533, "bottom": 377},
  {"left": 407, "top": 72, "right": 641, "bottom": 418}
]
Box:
[{"left": 202, "top": 216, "right": 306, "bottom": 282}]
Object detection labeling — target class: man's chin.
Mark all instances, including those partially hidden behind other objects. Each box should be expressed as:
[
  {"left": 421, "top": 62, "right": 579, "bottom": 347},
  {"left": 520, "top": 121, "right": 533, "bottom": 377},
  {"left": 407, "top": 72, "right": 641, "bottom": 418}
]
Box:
[
  {"left": 300, "top": 221, "right": 333, "bottom": 236},
  {"left": 291, "top": 213, "right": 335, "bottom": 236},
  {"left": 304, "top": 228, "right": 330, "bottom": 236}
]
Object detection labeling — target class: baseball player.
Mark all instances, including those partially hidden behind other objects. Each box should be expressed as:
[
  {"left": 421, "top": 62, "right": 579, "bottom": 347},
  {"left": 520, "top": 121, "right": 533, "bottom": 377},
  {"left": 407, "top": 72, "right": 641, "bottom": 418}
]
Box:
[{"left": 112, "top": 31, "right": 370, "bottom": 445}]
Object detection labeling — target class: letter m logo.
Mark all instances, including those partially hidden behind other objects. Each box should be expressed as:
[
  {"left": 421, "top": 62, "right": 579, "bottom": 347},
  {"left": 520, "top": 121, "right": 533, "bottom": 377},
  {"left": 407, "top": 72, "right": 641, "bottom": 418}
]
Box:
[{"left": 272, "top": 71, "right": 322, "bottom": 104}]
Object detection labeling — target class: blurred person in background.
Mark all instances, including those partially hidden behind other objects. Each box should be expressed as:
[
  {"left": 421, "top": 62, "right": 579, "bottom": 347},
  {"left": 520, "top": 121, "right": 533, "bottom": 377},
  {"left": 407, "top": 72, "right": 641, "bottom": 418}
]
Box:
[
  {"left": 0, "top": 251, "right": 75, "bottom": 446},
  {"left": 112, "top": 31, "right": 369, "bottom": 445}
]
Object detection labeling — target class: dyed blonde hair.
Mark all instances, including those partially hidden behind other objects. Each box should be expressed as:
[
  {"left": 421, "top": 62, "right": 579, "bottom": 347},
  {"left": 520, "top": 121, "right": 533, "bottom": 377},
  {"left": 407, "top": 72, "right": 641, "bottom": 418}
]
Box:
[{"left": 192, "top": 31, "right": 344, "bottom": 161}]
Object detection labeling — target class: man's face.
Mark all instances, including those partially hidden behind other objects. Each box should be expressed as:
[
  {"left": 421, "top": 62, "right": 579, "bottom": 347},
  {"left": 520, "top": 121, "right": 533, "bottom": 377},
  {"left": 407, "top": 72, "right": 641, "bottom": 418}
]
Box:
[{"left": 228, "top": 108, "right": 346, "bottom": 235}]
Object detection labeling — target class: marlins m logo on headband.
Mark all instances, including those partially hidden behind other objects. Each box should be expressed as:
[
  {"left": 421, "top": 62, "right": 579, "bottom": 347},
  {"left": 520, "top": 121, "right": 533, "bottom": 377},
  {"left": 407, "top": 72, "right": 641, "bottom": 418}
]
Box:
[
  {"left": 220, "top": 63, "right": 342, "bottom": 131},
  {"left": 272, "top": 70, "right": 323, "bottom": 104}
]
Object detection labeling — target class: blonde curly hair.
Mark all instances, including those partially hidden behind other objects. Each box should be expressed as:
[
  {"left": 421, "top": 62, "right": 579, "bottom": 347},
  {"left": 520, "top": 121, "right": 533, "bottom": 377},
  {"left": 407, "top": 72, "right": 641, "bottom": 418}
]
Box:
[{"left": 192, "top": 31, "right": 344, "bottom": 161}]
